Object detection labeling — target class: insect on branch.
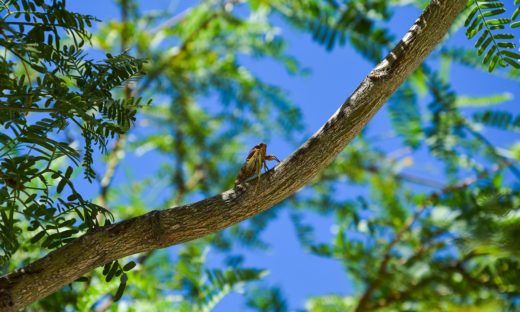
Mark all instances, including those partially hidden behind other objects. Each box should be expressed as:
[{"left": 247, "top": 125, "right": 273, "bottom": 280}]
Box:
[{"left": 234, "top": 143, "right": 280, "bottom": 191}]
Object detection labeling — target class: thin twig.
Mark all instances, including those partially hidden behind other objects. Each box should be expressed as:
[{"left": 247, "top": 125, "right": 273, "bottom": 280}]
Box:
[
  {"left": 137, "top": 6, "right": 225, "bottom": 94},
  {"left": 0, "top": 106, "right": 57, "bottom": 113},
  {"left": 464, "top": 124, "right": 520, "bottom": 180},
  {"left": 365, "top": 164, "right": 446, "bottom": 189},
  {"left": 172, "top": 126, "right": 187, "bottom": 205},
  {"left": 148, "top": 7, "right": 193, "bottom": 35},
  {"left": 98, "top": 134, "right": 126, "bottom": 208},
  {"left": 138, "top": 15, "right": 217, "bottom": 92}
]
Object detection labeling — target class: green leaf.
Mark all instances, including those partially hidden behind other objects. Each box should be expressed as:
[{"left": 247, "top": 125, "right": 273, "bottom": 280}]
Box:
[
  {"left": 489, "top": 53, "right": 500, "bottom": 71},
  {"left": 30, "top": 231, "right": 46, "bottom": 244},
  {"left": 74, "top": 276, "right": 90, "bottom": 283},
  {"left": 502, "top": 57, "right": 520, "bottom": 68},
  {"left": 113, "top": 274, "right": 128, "bottom": 302},
  {"left": 105, "top": 261, "right": 119, "bottom": 282},
  {"left": 483, "top": 44, "right": 497, "bottom": 64},
  {"left": 122, "top": 261, "right": 136, "bottom": 271},
  {"left": 25, "top": 193, "right": 37, "bottom": 204},
  {"left": 56, "top": 176, "right": 67, "bottom": 194},
  {"left": 511, "top": 7, "right": 520, "bottom": 21},
  {"left": 66, "top": 193, "right": 80, "bottom": 201},
  {"left": 64, "top": 166, "right": 73, "bottom": 179}
]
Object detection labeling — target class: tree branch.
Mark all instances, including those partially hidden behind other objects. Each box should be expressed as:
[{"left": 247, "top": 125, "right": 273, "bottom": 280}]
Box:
[
  {"left": 0, "top": 0, "right": 467, "bottom": 310},
  {"left": 98, "top": 134, "right": 126, "bottom": 208}
]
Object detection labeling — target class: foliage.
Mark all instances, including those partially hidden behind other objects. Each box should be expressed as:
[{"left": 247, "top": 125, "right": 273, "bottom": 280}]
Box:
[
  {"left": 2, "top": 0, "right": 520, "bottom": 311},
  {"left": 0, "top": 0, "right": 147, "bottom": 265},
  {"left": 269, "top": 0, "right": 394, "bottom": 62},
  {"left": 388, "top": 81, "right": 422, "bottom": 149},
  {"left": 473, "top": 109, "right": 520, "bottom": 131},
  {"left": 464, "top": 0, "right": 520, "bottom": 71}
]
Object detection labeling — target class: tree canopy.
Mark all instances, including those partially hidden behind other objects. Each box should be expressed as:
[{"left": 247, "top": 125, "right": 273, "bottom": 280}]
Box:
[{"left": 1, "top": 0, "right": 520, "bottom": 311}]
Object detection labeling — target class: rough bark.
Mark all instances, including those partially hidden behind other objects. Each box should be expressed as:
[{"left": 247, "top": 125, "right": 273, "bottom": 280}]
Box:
[{"left": 0, "top": 0, "right": 467, "bottom": 310}]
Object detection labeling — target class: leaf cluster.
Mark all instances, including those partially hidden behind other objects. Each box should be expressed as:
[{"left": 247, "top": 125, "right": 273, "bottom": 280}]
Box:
[
  {"left": 270, "top": 0, "right": 393, "bottom": 62},
  {"left": 0, "top": 0, "right": 147, "bottom": 265},
  {"left": 465, "top": 0, "right": 520, "bottom": 71}
]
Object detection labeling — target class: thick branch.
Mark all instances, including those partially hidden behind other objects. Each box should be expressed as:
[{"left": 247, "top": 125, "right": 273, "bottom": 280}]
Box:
[{"left": 0, "top": 0, "right": 467, "bottom": 310}]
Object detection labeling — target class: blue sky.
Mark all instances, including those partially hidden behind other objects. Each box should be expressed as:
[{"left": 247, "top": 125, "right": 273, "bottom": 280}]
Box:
[{"left": 68, "top": 1, "right": 520, "bottom": 310}]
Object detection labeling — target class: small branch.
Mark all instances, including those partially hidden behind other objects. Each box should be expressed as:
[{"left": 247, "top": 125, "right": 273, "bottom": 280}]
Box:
[
  {"left": 0, "top": 1, "right": 468, "bottom": 310},
  {"left": 148, "top": 7, "right": 193, "bottom": 35},
  {"left": 139, "top": 15, "right": 216, "bottom": 91},
  {"left": 148, "top": 0, "right": 242, "bottom": 35},
  {"left": 0, "top": 106, "right": 57, "bottom": 113},
  {"left": 137, "top": 7, "right": 223, "bottom": 93},
  {"left": 320, "top": 162, "right": 446, "bottom": 189},
  {"left": 399, "top": 172, "right": 445, "bottom": 188},
  {"left": 98, "top": 134, "right": 126, "bottom": 208},
  {"left": 399, "top": 240, "right": 446, "bottom": 267},
  {"left": 464, "top": 124, "right": 520, "bottom": 180},
  {"left": 365, "top": 164, "right": 446, "bottom": 189},
  {"left": 172, "top": 127, "right": 187, "bottom": 205},
  {"left": 367, "top": 275, "right": 435, "bottom": 310}
]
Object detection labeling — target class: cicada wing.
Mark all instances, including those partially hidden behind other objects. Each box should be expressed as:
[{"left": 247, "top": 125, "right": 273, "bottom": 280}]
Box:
[{"left": 235, "top": 147, "right": 262, "bottom": 185}]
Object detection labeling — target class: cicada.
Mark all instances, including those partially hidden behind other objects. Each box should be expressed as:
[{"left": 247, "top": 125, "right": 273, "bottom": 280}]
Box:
[{"left": 234, "top": 143, "right": 280, "bottom": 190}]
